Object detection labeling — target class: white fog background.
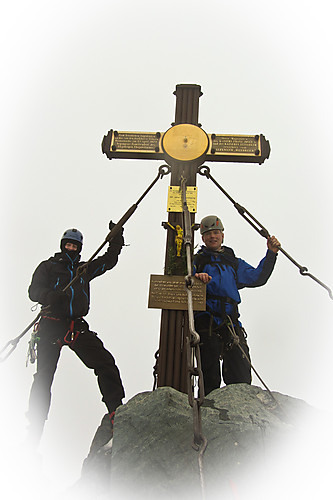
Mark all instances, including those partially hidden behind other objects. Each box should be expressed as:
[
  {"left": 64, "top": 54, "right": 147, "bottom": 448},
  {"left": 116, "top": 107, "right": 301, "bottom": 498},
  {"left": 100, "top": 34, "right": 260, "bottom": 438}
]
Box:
[{"left": 0, "top": 1, "right": 332, "bottom": 498}]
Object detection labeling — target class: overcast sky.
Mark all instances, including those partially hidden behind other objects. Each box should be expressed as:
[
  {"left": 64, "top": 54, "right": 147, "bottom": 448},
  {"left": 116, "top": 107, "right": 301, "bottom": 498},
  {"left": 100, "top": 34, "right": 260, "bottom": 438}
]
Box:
[{"left": 1, "top": 1, "right": 332, "bottom": 498}]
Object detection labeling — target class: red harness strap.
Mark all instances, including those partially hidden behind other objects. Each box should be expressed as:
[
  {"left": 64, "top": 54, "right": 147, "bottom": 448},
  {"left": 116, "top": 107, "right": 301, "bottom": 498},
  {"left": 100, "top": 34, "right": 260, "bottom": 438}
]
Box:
[
  {"left": 41, "top": 316, "right": 81, "bottom": 347},
  {"left": 63, "top": 320, "right": 80, "bottom": 345},
  {"left": 40, "top": 315, "right": 81, "bottom": 347},
  {"left": 42, "top": 315, "right": 60, "bottom": 322}
]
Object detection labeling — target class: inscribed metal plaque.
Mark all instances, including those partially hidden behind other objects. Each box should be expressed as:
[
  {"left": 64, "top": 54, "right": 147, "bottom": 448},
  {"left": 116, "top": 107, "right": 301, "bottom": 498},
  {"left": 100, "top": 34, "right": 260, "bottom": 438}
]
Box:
[
  {"left": 148, "top": 275, "right": 206, "bottom": 311},
  {"left": 210, "top": 134, "right": 260, "bottom": 156},
  {"left": 167, "top": 186, "right": 197, "bottom": 213},
  {"left": 111, "top": 131, "right": 160, "bottom": 152}
]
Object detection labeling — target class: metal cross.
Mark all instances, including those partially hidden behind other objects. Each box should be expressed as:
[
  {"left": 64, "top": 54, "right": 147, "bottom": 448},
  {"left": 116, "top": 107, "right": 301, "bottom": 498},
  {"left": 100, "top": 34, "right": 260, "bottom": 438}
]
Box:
[{"left": 102, "top": 84, "right": 270, "bottom": 392}]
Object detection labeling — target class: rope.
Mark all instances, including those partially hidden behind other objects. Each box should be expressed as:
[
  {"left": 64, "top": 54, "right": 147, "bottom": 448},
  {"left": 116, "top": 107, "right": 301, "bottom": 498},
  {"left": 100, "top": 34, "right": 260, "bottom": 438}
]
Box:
[
  {"left": 0, "top": 165, "right": 171, "bottom": 363},
  {"left": 180, "top": 176, "right": 207, "bottom": 499},
  {"left": 198, "top": 165, "right": 333, "bottom": 300}
]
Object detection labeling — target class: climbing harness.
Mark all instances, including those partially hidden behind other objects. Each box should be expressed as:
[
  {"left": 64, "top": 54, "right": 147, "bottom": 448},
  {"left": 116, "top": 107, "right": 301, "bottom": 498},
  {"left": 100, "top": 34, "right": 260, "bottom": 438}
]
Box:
[
  {"left": 0, "top": 165, "right": 171, "bottom": 363},
  {"left": 198, "top": 165, "right": 333, "bottom": 300},
  {"left": 181, "top": 176, "right": 207, "bottom": 499}
]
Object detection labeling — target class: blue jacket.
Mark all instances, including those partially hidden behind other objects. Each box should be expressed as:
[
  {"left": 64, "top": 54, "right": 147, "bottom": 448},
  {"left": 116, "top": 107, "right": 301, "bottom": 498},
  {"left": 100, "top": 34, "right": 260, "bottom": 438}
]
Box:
[{"left": 193, "top": 245, "right": 277, "bottom": 325}]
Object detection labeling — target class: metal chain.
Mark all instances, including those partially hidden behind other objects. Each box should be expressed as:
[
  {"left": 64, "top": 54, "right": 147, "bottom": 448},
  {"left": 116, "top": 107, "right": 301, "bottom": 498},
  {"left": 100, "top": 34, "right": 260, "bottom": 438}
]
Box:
[
  {"left": 180, "top": 177, "right": 207, "bottom": 498},
  {"left": 0, "top": 165, "right": 171, "bottom": 363},
  {"left": 198, "top": 165, "right": 333, "bottom": 300}
]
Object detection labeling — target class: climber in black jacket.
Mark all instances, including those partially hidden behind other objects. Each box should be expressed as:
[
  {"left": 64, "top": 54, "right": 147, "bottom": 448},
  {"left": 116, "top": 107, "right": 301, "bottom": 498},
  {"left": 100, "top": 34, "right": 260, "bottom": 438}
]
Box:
[{"left": 26, "top": 223, "right": 125, "bottom": 448}]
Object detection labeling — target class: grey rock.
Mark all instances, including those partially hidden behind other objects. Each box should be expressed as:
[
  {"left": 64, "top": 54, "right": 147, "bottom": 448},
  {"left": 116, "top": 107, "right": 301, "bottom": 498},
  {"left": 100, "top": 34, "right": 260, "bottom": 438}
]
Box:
[{"left": 78, "top": 384, "right": 327, "bottom": 500}]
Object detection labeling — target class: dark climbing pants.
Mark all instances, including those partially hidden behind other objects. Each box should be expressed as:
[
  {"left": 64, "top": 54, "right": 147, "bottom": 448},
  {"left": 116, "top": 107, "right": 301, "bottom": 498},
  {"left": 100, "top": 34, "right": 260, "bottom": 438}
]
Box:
[
  {"left": 195, "top": 315, "right": 252, "bottom": 396},
  {"left": 27, "top": 317, "right": 125, "bottom": 441}
]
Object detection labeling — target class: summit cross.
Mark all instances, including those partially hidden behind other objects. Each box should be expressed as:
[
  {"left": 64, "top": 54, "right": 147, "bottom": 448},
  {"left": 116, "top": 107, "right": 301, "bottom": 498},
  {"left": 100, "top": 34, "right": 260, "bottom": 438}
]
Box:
[{"left": 102, "top": 84, "right": 270, "bottom": 392}]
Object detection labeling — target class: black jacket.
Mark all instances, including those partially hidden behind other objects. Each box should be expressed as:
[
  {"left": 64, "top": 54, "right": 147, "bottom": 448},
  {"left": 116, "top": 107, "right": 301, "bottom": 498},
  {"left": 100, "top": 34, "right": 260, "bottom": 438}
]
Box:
[{"left": 28, "top": 243, "right": 122, "bottom": 319}]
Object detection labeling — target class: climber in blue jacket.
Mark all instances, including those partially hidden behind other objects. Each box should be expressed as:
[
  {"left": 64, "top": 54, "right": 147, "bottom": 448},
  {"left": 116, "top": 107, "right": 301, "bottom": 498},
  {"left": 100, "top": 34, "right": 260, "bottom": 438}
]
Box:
[{"left": 193, "top": 215, "right": 280, "bottom": 395}]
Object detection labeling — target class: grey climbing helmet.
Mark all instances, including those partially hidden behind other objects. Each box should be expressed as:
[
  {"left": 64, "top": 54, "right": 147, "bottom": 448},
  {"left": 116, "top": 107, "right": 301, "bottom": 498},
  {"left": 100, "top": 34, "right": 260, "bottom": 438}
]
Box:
[{"left": 200, "top": 215, "right": 224, "bottom": 235}]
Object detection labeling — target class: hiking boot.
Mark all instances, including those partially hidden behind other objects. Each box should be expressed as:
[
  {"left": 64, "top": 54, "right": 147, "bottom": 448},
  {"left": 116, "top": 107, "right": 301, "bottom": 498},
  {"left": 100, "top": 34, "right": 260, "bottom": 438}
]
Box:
[
  {"left": 85, "top": 412, "right": 114, "bottom": 458},
  {"left": 81, "top": 412, "right": 115, "bottom": 478}
]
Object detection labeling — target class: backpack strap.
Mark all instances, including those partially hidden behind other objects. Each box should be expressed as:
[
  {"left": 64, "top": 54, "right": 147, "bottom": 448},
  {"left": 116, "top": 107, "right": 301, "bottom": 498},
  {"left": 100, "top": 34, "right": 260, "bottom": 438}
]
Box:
[{"left": 193, "top": 247, "right": 239, "bottom": 274}]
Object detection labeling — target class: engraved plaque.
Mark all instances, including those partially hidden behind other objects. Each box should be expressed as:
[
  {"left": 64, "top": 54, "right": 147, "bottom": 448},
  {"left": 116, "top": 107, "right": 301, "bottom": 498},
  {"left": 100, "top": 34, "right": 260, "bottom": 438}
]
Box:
[
  {"left": 210, "top": 134, "right": 260, "bottom": 156},
  {"left": 111, "top": 131, "right": 161, "bottom": 153},
  {"left": 148, "top": 275, "right": 206, "bottom": 311},
  {"left": 167, "top": 186, "right": 197, "bottom": 213},
  {"left": 102, "top": 128, "right": 269, "bottom": 165}
]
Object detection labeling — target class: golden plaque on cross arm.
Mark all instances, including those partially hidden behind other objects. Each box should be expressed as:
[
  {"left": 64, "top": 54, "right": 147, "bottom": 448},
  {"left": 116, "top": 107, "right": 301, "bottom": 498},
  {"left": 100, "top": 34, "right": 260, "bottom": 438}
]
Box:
[
  {"left": 209, "top": 134, "right": 261, "bottom": 155},
  {"left": 111, "top": 131, "right": 161, "bottom": 153}
]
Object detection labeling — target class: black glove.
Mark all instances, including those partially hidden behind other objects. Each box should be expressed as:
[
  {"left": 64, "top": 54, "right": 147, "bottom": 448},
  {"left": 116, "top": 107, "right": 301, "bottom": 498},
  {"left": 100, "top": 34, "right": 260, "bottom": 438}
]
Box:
[
  {"left": 109, "top": 220, "right": 124, "bottom": 247},
  {"left": 46, "top": 290, "right": 70, "bottom": 315}
]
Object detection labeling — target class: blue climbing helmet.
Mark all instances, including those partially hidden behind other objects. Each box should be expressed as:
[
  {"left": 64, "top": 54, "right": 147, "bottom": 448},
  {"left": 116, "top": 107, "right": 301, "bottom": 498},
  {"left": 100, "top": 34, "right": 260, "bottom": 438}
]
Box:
[{"left": 60, "top": 228, "right": 83, "bottom": 253}]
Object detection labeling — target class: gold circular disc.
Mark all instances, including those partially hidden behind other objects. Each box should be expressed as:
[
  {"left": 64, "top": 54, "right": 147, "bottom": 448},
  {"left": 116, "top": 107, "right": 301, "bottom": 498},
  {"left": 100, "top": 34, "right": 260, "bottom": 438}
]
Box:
[{"left": 162, "top": 124, "right": 209, "bottom": 162}]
